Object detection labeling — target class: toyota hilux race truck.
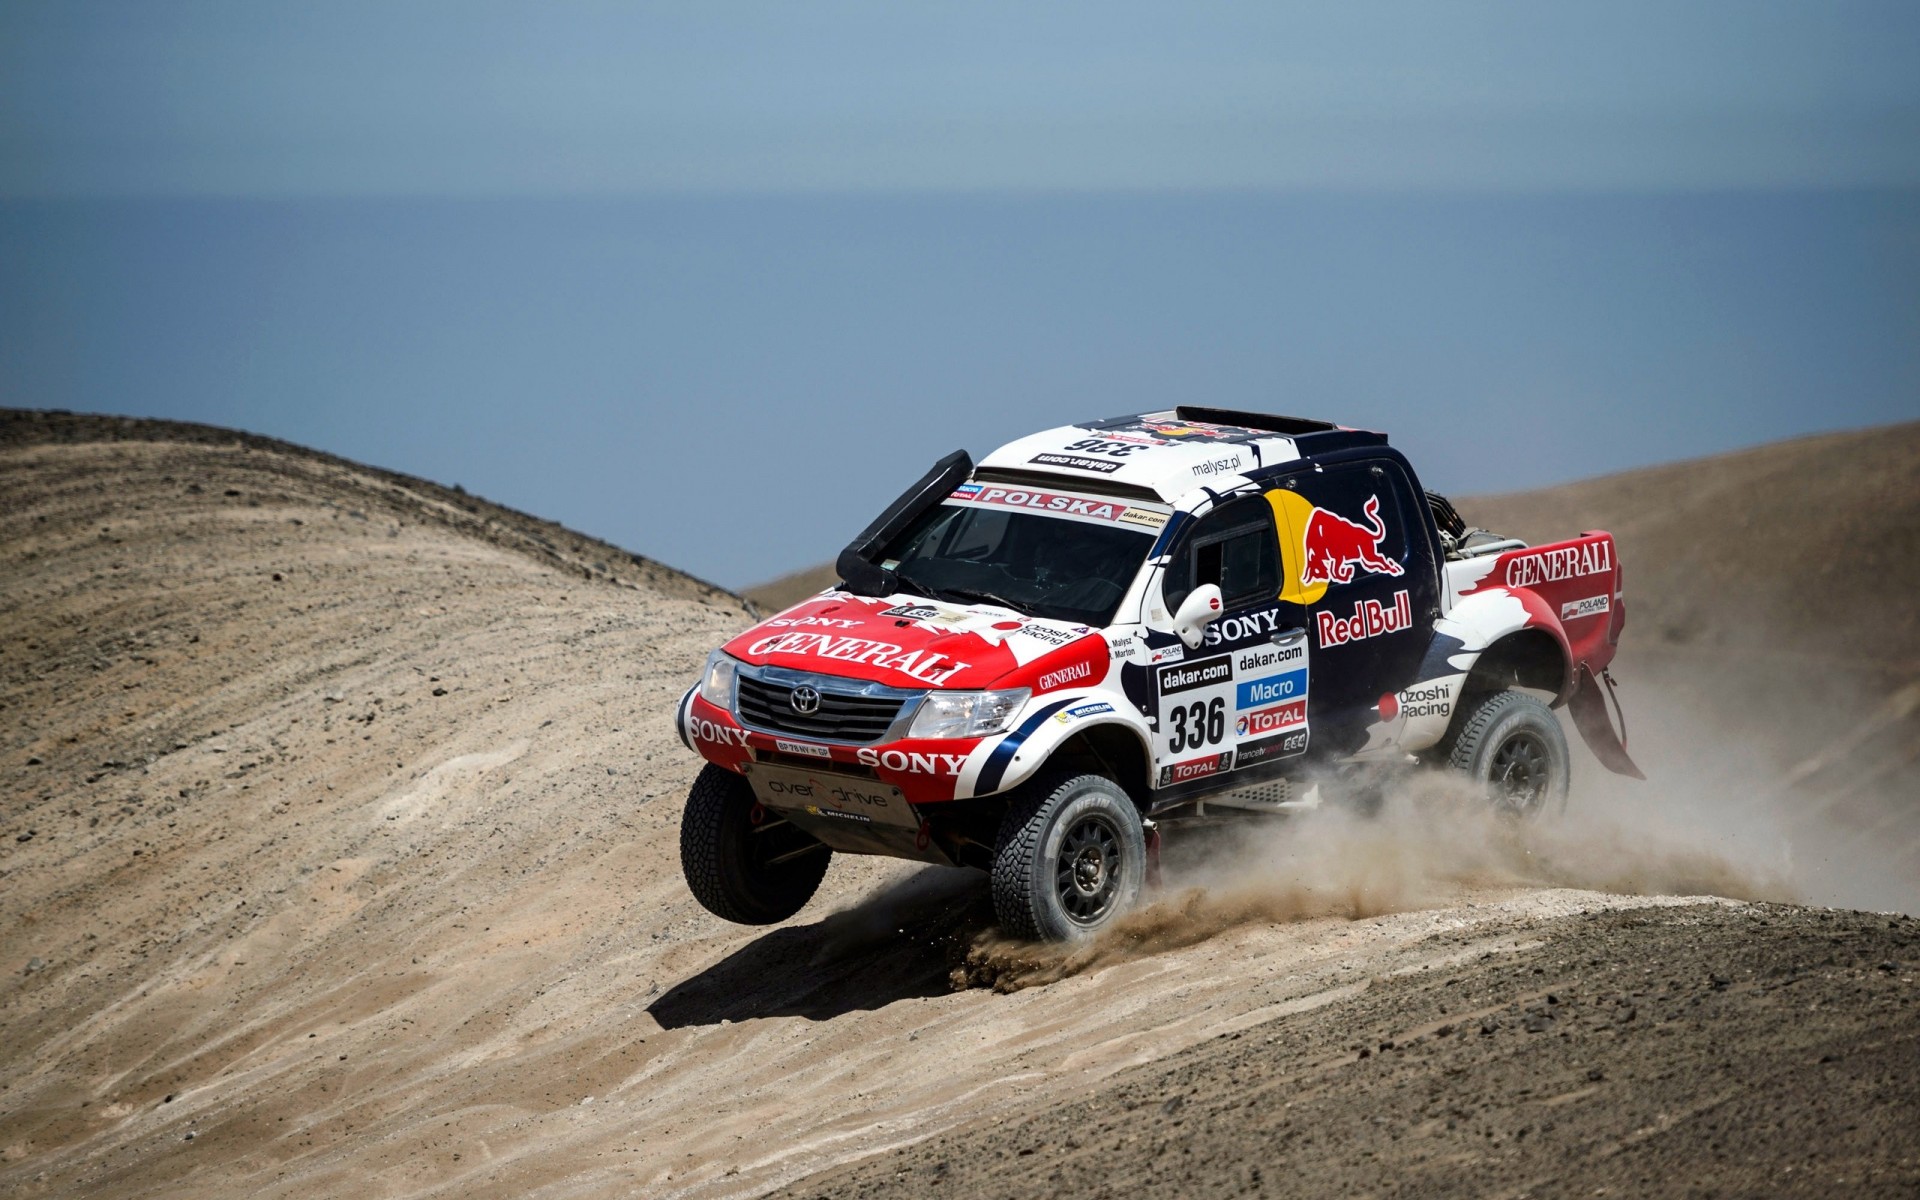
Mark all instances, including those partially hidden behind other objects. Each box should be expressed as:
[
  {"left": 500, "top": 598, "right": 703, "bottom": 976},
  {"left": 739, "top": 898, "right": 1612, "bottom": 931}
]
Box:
[{"left": 678, "top": 408, "right": 1641, "bottom": 941}]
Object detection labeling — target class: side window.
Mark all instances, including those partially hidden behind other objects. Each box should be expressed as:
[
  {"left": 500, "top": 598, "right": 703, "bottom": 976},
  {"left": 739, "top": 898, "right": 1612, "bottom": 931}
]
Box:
[
  {"left": 1283, "top": 461, "right": 1414, "bottom": 592},
  {"left": 1164, "top": 497, "right": 1279, "bottom": 613}
]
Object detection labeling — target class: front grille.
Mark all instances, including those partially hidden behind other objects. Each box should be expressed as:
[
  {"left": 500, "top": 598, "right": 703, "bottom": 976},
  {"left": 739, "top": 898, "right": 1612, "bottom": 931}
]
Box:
[{"left": 736, "top": 676, "right": 908, "bottom": 743}]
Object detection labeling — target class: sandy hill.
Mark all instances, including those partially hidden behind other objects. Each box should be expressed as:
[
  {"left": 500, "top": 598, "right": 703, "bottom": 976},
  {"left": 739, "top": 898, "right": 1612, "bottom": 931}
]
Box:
[
  {"left": 3, "top": 412, "right": 1915, "bottom": 1200},
  {"left": 1460, "top": 421, "right": 1920, "bottom": 678}
]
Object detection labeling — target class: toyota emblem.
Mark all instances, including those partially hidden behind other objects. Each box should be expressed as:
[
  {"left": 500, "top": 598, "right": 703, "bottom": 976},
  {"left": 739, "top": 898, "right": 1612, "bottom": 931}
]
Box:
[{"left": 790, "top": 685, "right": 821, "bottom": 715}]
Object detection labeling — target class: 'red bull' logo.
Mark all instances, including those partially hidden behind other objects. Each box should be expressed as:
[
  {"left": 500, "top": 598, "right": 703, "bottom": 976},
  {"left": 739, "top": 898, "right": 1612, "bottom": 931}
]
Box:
[{"left": 1300, "top": 495, "right": 1403, "bottom": 586}]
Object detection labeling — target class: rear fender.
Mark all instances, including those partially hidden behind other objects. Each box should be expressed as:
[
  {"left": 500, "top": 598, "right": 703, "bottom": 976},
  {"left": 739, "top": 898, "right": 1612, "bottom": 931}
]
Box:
[{"left": 1390, "top": 592, "right": 1571, "bottom": 754}]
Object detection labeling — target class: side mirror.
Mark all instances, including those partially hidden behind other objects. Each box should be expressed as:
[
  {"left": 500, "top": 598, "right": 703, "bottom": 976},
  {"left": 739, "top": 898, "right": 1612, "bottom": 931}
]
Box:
[{"left": 1172, "top": 583, "right": 1224, "bottom": 649}]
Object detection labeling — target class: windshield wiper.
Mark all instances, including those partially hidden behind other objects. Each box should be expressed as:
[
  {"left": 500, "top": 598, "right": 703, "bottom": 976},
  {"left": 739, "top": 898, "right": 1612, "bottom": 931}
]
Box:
[
  {"left": 934, "top": 584, "right": 1029, "bottom": 614},
  {"left": 890, "top": 567, "right": 941, "bottom": 601}
]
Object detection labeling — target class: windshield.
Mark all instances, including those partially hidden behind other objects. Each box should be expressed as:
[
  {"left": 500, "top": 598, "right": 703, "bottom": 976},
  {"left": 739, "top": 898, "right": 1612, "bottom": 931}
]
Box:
[{"left": 881, "top": 502, "right": 1154, "bottom": 627}]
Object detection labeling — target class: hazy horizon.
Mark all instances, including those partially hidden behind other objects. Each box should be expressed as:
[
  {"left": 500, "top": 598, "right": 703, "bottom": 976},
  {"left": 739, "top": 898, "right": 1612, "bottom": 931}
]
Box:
[
  {"left": 3, "top": 4, "right": 1915, "bottom": 587},
  {"left": 6, "top": 189, "right": 1917, "bottom": 588}
]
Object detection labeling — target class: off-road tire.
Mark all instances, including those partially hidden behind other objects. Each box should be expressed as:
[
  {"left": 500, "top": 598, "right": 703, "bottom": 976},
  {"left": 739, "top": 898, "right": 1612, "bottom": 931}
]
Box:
[
  {"left": 991, "top": 773, "right": 1146, "bottom": 942},
  {"left": 1444, "top": 690, "right": 1570, "bottom": 819},
  {"left": 679, "top": 763, "right": 830, "bottom": 925}
]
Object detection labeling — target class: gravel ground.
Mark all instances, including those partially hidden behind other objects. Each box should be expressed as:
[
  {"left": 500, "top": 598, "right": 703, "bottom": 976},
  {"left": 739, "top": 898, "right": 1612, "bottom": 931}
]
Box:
[{"left": 780, "top": 903, "right": 1920, "bottom": 1200}]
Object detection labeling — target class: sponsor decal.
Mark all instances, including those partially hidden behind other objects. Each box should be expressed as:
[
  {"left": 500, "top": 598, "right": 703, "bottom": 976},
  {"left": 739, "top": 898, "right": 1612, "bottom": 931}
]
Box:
[
  {"left": 805, "top": 804, "right": 873, "bottom": 824},
  {"left": 856, "top": 747, "right": 970, "bottom": 775},
  {"left": 1235, "top": 699, "right": 1307, "bottom": 738},
  {"left": 1234, "top": 643, "right": 1305, "bottom": 673},
  {"left": 1504, "top": 541, "right": 1614, "bottom": 588},
  {"left": 774, "top": 738, "right": 831, "bottom": 759},
  {"left": 1300, "top": 494, "right": 1404, "bottom": 586},
  {"left": 1234, "top": 728, "right": 1309, "bottom": 766},
  {"left": 1560, "top": 594, "right": 1611, "bottom": 621},
  {"left": 1191, "top": 454, "right": 1246, "bottom": 478},
  {"left": 1118, "top": 507, "right": 1170, "bottom": 530},
  {"left": 765, "top": 615, "right": 862, "bottom": 629},
  {"left": 1064, "top": 435, "right": 1158, "bottom": 456},
  {"left": 1015, "top": 622, "right": 1085, "bottom": 648},
  {"left": 949, "top": 483, "right": 1163, "bottom": 528},
  {"left": 1202, "top": 606, "right": 1291, "bottom": 648},
  {"left": 1148, "top": 643, "right": 1186, "bottom": 665},
  {"left": 1137, "top": 422, "right": 1219, "bottom": 439},
  {"left": 1030, "top": 452, "right": 1123, "bottom": 474},
  {"left": 1316, "top": 589, "right": 1413, "bottom": 648},
  {"left": 1055, "top": 700, "right": 1117, "bottom": 725},
  {"left": 688, "top": 714, "right": 750, "bottom": 749},
  {"left": 745, "top": 632, "right": 971, "bottom": 685},
  {"left": 1157, "top": 654, "right": 1233, "bottom": 695},
  {"left": 1236, "top": 668, "right": 1307, "bottom": 710},
  {"left": 1036, "top": 659, "right": 1095, "bottom": 692},
  {"left": 1157, "top": 752, "right": 1233, "bottom": 788},
  {"left": 881, "top": 604, "right": 941, "bottom": 621},
  {"left": 1377, "top": 681, "right": 1452, "bottom": 722}
]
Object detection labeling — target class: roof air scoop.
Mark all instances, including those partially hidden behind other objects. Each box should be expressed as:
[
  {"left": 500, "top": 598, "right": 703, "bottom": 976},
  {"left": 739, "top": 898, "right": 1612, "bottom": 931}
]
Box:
[{"left": 836, "top": 449, "right": 973, "bottom": 597}]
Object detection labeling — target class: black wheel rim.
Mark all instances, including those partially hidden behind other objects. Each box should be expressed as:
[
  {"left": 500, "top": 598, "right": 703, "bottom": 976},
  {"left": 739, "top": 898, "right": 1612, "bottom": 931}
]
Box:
[
  {"left": 1489, "top": 730, "right": 1552, "bottom": 817},
  {"left": 1055, "top": 812, "right": 1124, "bottom": 926}
]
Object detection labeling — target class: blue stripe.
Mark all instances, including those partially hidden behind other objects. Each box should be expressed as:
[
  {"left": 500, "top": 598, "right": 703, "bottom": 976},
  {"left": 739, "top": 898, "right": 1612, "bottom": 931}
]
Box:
[{"left": 974, "top": 697, "right": 1078, "bottom": 795}]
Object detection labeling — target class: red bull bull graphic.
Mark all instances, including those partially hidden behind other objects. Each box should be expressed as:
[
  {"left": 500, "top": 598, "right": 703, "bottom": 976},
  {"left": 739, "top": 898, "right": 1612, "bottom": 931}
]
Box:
[
  {"left": 1300, "top": 495, "right": 1404, "bottom": 586},
  {"left": 1265, "top": 489, "right": 1404, "bottom": 608}
]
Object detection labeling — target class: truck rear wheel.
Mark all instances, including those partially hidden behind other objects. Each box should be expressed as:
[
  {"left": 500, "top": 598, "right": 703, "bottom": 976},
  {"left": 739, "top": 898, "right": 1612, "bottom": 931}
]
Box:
[
  {"left": 991, "top": 773, "right": 1146, "bottom": 942},
  {"left": 679, "top": 763, "right": 831, "bottom": 924},
  {"left": 1444, "top": 690, "right": 1570, "bottom": 819}
]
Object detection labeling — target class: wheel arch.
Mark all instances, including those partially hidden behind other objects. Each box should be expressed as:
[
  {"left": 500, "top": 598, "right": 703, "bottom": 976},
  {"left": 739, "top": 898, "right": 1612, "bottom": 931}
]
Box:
[
  {"left": 1035, "top": 722, "right": 1154, "bottom": 817},
  {"left": 1464, "top": 627, "right": 1571, "bottom": 707}
]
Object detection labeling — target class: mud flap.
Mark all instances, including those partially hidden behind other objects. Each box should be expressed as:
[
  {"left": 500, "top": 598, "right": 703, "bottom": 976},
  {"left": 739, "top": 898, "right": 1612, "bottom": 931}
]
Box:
[{"left": 1567, "top": 665, "right": 1645, "bottom": 779}]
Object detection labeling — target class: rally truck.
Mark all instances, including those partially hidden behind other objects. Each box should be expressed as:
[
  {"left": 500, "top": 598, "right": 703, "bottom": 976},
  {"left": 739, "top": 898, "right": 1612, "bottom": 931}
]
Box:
[{"left": 677, "top": 408, "right": 1640, "bottom": 941}]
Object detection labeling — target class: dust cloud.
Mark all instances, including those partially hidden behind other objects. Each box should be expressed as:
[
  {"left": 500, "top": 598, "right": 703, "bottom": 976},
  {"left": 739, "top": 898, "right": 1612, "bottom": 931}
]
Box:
[
  {"left": 956, "top": 782, "right": 1788, "bottom": 992},
  {"left": 961, "top": 621, "right": 1920, "bottom": 994},
  {"left": 958, "top": 693, "right": 1842, "bottom": 993}
]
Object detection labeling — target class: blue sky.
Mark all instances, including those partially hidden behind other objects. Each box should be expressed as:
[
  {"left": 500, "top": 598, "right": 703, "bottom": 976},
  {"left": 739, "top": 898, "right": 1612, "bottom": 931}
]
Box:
[
  {"left": 6, "top": 1, "right": 1920, "bottom": 195},
  {"left": 2, "top": 3, "right": 1917, "bottom": 587}
]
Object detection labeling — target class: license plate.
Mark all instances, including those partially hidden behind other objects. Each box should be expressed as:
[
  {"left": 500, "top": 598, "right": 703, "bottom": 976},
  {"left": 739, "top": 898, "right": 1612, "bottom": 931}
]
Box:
[{"left": 741, "top": 761, "right": 917, "bottom": 829}]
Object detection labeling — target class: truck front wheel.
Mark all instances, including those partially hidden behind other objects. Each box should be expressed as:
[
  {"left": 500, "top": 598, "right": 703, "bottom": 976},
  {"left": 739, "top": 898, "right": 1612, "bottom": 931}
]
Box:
[
  {"left": 991, "top": 773, "right": 1147, "bottom": 942},
  {"left": 1444, "top": 690, "right": 1570, "bottom": 819},
  {"left": 679, "top": 763, "right": 831, "bottom": 924}
]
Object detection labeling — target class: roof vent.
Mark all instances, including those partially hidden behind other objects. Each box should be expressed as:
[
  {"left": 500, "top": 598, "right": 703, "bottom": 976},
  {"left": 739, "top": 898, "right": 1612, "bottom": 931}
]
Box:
[{"left": 1173, "top": 407, "right": 1337, "bottom": 436}]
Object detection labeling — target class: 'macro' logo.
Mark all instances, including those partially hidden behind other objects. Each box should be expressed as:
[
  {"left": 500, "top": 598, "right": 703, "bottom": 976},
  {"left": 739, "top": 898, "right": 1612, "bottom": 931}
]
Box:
[{"left": 745, "top": 632, "right": 970, "bottom": 684}]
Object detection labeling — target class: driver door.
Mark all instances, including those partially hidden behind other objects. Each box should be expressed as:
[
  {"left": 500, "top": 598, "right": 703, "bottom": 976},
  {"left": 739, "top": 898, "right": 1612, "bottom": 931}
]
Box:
[{"left": 1152, "top": 496, "right": 1305, "bottom": 787}]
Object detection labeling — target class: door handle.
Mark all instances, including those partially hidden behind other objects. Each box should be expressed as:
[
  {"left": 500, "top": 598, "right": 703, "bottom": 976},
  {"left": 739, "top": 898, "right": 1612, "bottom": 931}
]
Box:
[{"left": 1271, "top": 627, "right": 1307, "bottom": 647}]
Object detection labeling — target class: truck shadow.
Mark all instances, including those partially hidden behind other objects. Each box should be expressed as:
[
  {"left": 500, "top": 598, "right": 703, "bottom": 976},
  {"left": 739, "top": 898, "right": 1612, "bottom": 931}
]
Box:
[{"left": 648, "top": 866, "right": 991, "bottom": 1028}]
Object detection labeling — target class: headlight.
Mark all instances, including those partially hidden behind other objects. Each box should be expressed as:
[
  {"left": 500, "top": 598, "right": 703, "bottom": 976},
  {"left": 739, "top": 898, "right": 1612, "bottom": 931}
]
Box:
[
  {"left": 698, "top": 652, "right": 738, "bottom": 710},
  {"left": 908, "top": 689, "right": 1031, "bottom": 740}
]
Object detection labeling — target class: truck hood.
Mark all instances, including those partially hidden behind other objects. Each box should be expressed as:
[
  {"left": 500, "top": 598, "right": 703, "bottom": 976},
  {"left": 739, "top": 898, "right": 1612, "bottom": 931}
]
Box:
[{"left": 723, "top": 591, "right": 1111, "bottom": 693}]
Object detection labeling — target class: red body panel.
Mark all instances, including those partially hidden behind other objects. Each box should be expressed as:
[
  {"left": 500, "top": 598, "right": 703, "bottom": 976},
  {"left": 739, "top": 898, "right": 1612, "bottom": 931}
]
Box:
[
  {"left": 1463, "top": 531, "right": 1623, "bottom": 683},
  {"left": 685, "top": 692, "right": 987, "bottom": 803},
  {"left": 720, "top": 593, "right": 1112, "bottom": 692}
]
